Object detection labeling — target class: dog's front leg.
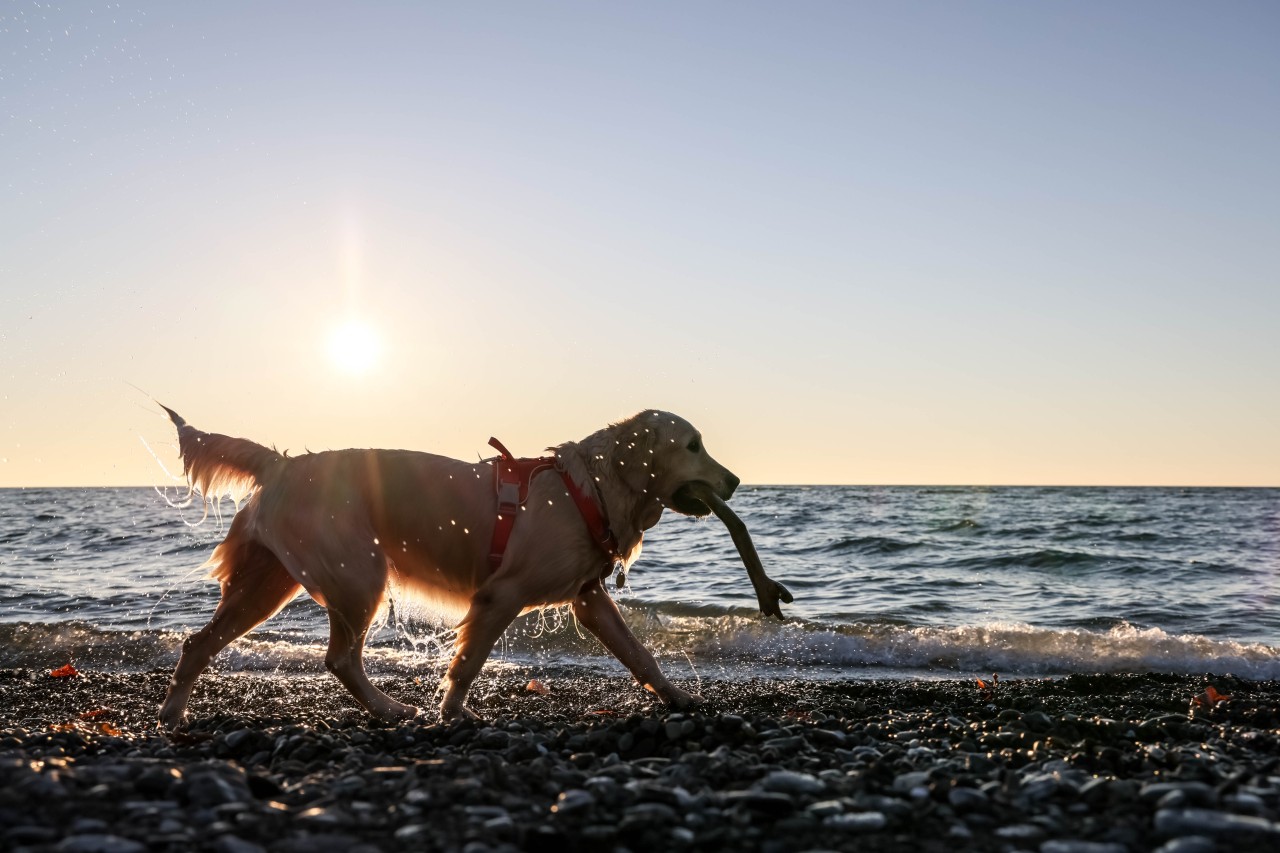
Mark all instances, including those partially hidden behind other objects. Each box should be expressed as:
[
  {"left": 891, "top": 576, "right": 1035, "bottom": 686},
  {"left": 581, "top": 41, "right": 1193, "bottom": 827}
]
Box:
[
  {"left": 440, "top": 581, "right": 525, "bottom": 722},
  {"left": 572, "top": 578, "right": 702, "bottom": 709}
]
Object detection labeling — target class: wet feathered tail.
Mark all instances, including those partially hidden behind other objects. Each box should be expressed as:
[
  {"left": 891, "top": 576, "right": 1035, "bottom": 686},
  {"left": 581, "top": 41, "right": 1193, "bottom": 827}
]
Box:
[{"left": 161, "top": 405, "right": 284, "bottom": 501}]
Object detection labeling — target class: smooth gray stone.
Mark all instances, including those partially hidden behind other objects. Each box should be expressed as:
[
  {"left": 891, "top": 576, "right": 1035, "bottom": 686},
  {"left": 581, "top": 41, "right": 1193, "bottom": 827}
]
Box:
[
  {"left": 184, "top": 771, "right": 251, "bottom": 807},
  {"left": 551, "top": 788, "right": 595, "bottom": 814},
  {"left": 1153, "top": 837, "right": 1216, "bottom": 853},
  {"left": 1154, "top": 808, "right": 1280, "bottom": 838},
  {"left": 56, "top": 836, "right": 147, "bottom": 853},
  {"left": 1024, "top": 711, "right": 1054, "bottom": 732},
  {"left": 892, "top": 770, "right": 931, "bottom": 792},
  {"left": 806, "top": 800, "right": 845, "bottom": 817},
  {"left": 223, "top": 729, "right": 255, "bottom": 751},
  {"left": 948, "top": 786, "right": 990, "bottom": 811},
  {"left": 995, "top": 824, "right": 1047, "bottom": 841},
  {"left": 295, "top": 806, "right": 346, "bottom": 827},
  {"left": 761, "top": 770, "right": 826, "bottom": 795},
  {"left": 463, "top": 805, "right": 509, "bottom": 821},
  {"left": 1141, "top": 782, "right": 1215, "bottom": 803},
  {"left": 213, "top": 837, "right": 266, "bottom": 853},
  {"left": 394, "top": 824, "right": 432, "bottom": 841},
  {"left": 7, "top": 827, "right": 58, "bottom": 845},
  {"left": 722, "top": 791, "right": 797, "bottom": 814},
  {"left": 1040, "top": 841, "right": 1129, "bottom": 853},
  {"left": 823, "top": 812, "right": 887, "bottom": 832},
  {"left": 624, "top": 802, "right": 680, "bottom": 823}
]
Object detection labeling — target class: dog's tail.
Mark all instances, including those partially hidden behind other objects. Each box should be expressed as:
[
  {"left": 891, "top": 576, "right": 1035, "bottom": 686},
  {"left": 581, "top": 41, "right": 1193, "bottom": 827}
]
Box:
[{"left": 161, "top": 404, "right": 284, "bottom": 500}]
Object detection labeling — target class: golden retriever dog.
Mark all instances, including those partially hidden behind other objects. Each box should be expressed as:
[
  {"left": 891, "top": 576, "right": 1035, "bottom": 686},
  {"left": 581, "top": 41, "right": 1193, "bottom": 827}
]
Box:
[{"left": 156, "top": 407, "right": 740, "bottom": 727}]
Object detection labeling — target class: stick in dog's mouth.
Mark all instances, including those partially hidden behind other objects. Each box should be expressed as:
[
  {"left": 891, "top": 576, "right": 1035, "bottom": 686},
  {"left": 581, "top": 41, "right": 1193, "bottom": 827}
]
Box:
[{"left": 681, "top": 481, "right": 794, "bottom": 621}]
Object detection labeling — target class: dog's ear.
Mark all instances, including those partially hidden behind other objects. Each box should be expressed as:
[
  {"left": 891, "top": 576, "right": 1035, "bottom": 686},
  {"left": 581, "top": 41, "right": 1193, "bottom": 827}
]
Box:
[{"left": 610, "top": 413, "right": 659, "bottom": 494}]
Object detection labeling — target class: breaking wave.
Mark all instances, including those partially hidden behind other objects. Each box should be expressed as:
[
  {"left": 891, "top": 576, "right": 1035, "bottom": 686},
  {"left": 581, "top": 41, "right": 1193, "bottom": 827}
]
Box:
[{"left": 5, "top": 611, "right": 1277, "bottom": 682}]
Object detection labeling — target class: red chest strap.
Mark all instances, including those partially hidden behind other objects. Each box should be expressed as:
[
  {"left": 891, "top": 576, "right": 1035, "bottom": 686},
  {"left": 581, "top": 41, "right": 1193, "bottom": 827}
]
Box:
[
  {"left": 559, "top": 466, "right": 621, "bottom": 569},
  {"left": 486, "top": 437, "right": 620, "bottom": 571},
  {"left": 488, "top": 437, "right": 555, "bottom": 570}
]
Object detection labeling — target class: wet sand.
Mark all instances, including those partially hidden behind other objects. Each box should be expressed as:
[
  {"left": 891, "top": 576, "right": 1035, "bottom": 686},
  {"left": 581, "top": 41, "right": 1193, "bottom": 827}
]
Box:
[{"left": 3, "top": 668, "right": 1279, "bottom": 851}]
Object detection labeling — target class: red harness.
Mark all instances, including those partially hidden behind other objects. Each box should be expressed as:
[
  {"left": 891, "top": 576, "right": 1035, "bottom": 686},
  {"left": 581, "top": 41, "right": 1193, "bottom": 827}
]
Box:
[{"left": 486, "top": 437, "right": 620, "bottom": 571}]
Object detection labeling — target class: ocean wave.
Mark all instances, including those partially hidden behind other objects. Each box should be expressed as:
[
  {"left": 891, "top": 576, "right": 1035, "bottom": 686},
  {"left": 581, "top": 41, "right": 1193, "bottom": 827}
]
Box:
[
  {"left": 1114, "top": 531, "right": 1163, "bottom": 543},
  {"left": 0, "top": 621, "right": 184, "bottom": 671},
  {"left": 795, "top": 535, "right": 922, "bottom": 556},
  {"left": 7, "top": 612, "right": 1276, "bottom": 683},
  {"left": 626, "top": 610, "right": 1280, "bottom": 679},
  {"left": 935, "top": 519, "right": 982, "bottom": 532},
  {"left": 0, "top": 620, "right": 459, "bottom": 675},
  {"left": 942, "top": 548, "right": 1108, "bottom": 572}
]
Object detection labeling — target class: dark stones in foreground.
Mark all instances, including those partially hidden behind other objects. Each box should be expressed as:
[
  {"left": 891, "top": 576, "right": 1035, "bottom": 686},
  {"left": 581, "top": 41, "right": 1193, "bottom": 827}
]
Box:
[{"left": 1, "top": 669, "right": 1278, "bottom": 852}]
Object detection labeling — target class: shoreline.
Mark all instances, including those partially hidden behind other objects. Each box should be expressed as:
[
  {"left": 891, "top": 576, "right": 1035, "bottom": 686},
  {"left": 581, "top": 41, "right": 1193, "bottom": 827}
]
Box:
[{"left": 3, "top": 670, "right": 1279, "bottom": 851}]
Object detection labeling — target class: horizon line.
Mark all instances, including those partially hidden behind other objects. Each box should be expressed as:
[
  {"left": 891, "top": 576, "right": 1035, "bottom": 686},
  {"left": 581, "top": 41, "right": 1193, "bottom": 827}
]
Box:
[{"left": 1, "top": 482, "right": 1276, "bottom": 491}]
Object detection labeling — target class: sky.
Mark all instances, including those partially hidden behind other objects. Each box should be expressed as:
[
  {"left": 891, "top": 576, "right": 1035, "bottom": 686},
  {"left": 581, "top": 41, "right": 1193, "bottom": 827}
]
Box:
[{"left": 2, "top": 1, "right": 1277, "bottom": 487}]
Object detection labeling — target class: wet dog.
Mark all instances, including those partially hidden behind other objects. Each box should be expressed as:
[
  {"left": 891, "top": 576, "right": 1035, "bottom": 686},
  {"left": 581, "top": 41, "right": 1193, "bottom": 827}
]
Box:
[{"left": 156, "top": 408, "right": 740, "bottom": 726}]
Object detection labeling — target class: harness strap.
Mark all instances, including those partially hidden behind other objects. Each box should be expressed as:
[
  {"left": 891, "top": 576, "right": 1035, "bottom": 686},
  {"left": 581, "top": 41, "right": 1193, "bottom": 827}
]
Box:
[
  {"left": 557, "top": 468, "right": 621, "bottom": 569},
  {"left": 486, "top": 437, "right": 621, "bottom": 572},
  {"left": 487, "top": 437, "right": 555, "bottom": 570}
]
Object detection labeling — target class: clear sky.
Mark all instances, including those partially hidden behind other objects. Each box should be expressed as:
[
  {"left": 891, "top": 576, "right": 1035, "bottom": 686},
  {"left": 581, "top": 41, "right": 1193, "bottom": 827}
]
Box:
[{"left": 2, "top": 2, "right": 1277, "bottom": 487}]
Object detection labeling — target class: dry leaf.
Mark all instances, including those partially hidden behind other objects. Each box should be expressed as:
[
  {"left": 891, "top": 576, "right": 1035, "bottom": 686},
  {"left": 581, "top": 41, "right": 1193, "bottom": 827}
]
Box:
[
  {"left": 50, "top": 664, "right": 79, "bottom": 678},
  {"left": 1191, "top": 686, "right": 1231, "bottom": 708},
  {"left": 525, "top": 679, "right": 550, "bottom": 695}
]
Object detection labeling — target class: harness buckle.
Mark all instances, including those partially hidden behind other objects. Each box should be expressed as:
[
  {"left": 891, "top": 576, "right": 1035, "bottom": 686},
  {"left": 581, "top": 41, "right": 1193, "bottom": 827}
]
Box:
[{"left": 497, "top": 481, "right": 520, "bottom": 512}]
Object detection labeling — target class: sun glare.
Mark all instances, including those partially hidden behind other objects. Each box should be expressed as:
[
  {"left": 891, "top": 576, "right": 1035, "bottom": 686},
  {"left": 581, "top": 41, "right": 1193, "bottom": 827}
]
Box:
[{"left": 327, "top": 318, "right": 382, "bottom": 375}]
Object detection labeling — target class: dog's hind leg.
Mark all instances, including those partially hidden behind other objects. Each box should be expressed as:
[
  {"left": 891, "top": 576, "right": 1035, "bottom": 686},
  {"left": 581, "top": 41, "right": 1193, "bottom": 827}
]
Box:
[
  {"left": 439, "top": 580, "right": 525, "bottom": 722},
  {"left": 320, "top": 553, "right": 419, "bottom": 723},
  {"left": 158, "top": 542, "right": 300, "bottom": 729}
]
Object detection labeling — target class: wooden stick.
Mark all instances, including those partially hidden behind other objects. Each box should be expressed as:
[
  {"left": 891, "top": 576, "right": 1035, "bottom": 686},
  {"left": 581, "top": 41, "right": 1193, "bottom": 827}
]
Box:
[{"left": 685, "top": 482, "right": 793, "bottom": 620}]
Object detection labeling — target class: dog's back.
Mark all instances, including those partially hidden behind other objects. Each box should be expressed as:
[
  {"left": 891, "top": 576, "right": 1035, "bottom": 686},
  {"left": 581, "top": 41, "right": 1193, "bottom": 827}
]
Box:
[
  {"left": 253, "top": 448, "right": 500, "bottom": 614},
  {"left": 166, "top": 406, "right": 501, "bottom": 615}
]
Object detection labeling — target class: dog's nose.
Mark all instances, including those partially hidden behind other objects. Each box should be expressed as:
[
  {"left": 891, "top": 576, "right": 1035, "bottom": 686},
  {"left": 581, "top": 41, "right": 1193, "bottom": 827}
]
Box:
[{"left": 725, "top": 472, "right": 741, "bottom": 496}]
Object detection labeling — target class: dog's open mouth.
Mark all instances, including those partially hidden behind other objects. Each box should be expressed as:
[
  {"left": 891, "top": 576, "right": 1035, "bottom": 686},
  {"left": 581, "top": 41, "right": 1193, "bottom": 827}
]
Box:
[{"left": 670, "top": 483, "right": 713, "bottom": 517}]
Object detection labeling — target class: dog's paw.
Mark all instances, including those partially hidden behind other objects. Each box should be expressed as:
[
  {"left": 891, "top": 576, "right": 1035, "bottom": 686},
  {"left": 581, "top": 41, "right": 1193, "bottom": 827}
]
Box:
[
  {"left": 156, "top": 709, "right": 188, "bottom": 732},
  {"left": 371, "top": 701, "right": 420, "bottom": 724},
  {"left": 754, "top": 577, "right": 793, "bottom": 621},
  {"left": 662, "top": 686, "right": 705, "bottom": 710},
  {"left": 439, "top": 702, "right": 481, "bottom": 723}
]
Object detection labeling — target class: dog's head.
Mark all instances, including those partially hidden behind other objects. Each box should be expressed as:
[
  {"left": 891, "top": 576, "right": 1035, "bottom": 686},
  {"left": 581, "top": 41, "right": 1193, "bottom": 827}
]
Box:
[{"left": 612, "top": 411, "right": 740, "bottom": 518}]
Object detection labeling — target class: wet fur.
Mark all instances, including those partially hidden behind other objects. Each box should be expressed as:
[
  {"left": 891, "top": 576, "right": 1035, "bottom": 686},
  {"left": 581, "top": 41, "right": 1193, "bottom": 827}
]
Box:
[{"left": 157, "top": 408, "right": 740, "bottom": 725}]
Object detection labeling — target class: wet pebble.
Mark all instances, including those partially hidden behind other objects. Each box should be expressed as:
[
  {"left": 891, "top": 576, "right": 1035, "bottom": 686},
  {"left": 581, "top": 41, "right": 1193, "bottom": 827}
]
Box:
[
  {"left": 1154, "top": 807, "right": 1280, "bottom": 839},
  {"left": 824, "top": 811, "right": 887, "bottom": 832},
  {"left": 3, "top": 670, "right": 1279, "bottom": 853},
  {"left": 760, "top": 769, "right": 825, "bottom": 795},
  {"left": 55, "top": 835, "right": 147, "bottom": 853},
  {"left": 1039, "top": 842, "right": 1129, "bottom": 853}
]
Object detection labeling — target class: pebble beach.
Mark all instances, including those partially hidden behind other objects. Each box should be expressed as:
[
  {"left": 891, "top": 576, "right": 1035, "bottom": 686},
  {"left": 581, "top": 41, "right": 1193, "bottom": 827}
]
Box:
[{"left": 3, "top": 669, "right": 1279, "bottom": 852}]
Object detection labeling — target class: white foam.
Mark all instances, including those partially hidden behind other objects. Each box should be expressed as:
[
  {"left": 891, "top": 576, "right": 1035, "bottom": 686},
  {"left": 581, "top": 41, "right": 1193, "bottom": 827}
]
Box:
[
  {"left": 648, "top": 616, "right": 1280, "bottom": 679},
  {"left": 6, "top": 615, "right": 1278, "bottom": 681}
]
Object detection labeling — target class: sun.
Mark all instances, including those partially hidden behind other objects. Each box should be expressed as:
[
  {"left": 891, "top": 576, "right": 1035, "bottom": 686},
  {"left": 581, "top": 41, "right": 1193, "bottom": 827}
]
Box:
[{"left": 327, "top": 318, "right": 382, "bottom": 375}]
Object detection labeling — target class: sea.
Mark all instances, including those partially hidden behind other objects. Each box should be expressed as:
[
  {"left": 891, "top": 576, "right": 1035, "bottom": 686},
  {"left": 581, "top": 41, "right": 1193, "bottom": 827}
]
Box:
[{"left": 2, "top": 486, "right": 1278, "bottom": 686}]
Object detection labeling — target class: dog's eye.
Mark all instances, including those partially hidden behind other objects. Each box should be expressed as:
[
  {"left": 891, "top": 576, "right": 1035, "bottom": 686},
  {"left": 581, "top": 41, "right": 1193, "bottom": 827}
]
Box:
[{"left": 687, "top": 439, "right": 701, "bottom": 453}]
